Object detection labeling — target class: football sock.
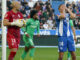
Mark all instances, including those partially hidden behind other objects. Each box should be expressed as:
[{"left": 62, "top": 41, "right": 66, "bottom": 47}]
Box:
[
  {"left": 67, "top": 52, "right": 71, "bottom": 60},
  {"left": 29, "top": 48, "right": 35, "bottom": 57}
]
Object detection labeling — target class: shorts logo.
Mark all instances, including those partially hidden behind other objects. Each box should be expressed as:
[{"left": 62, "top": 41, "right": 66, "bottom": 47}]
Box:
[
  {"left": 60, "top": 47, "right": 63, "bottom": 50},
  {"left": 59, "top": 42, "right": 64, "bottom": 46}
]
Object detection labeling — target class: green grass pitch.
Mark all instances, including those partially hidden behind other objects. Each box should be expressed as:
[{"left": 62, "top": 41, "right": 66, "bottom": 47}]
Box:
[{"left": 0, "top": 48, "right": 80, "bottom": 60}]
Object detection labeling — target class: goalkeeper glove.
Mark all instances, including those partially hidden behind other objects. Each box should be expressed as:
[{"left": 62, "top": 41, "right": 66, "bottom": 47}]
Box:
[{"left": 11, "top": 19, "right": 24, "bottom": 27}]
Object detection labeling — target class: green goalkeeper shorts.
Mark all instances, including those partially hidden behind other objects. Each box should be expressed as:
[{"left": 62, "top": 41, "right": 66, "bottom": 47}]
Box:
[{"left": 23, "top": 34, "right": 34, "bottom": 47}]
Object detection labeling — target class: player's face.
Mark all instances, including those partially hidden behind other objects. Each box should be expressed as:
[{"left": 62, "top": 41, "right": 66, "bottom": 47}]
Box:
[
  {"left": 33, "top": 13, "right": 38, "bottom": 20},
  {"left": 59, "top": 5, "right": 66, "bottom": 12},
  {"left": 15, "top": 3, "right": 21, "bottom": 11}
]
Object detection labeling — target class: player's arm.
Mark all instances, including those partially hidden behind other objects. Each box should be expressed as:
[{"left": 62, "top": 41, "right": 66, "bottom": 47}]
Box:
[
  {"left": 3, "top": 12, "right": 24, "bottom": 27},
  {"left": 24, "top": 19, "right": 30, "bottom": 37},
  {"left": 37, "top": 21, "right": 40, "bottom": 34},
  {"left": 70, "top": 20, "right": 77, "bottom": 42},
  {"left": 3, "top": 19, "right": 12, "bottom": 26},
  {"left": 3, "top": 19, "right": 24, "bottom": 27},
  {"left": 66, "top": 7, "right": 76, "bottom": 19},
  {"left": 3, "top": 12, "right": 12, "bottom": 26},
  {"left": 71, "top": 27, "right": 77, "bottom": 42}
]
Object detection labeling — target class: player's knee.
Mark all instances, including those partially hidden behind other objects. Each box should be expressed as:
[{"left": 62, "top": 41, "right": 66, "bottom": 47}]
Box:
[
  {"left": 30, "top": 46, "right": 35, "bottom": 49},
  {"left": 70, "top": 52, "right": 76, "bottom": 60},
  {"left": 25, "top": 47, "right": 30, "bottom": 52},
  {"left": 59, "top": 53, "right": 64, "bottom": 60}
]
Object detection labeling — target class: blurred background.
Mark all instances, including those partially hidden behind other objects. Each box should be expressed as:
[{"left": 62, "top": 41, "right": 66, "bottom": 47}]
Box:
[{"left": 0, "top": 0, "right": 80, "bottom": 60}]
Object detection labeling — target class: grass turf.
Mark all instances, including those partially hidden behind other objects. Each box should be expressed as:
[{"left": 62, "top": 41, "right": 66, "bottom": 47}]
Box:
[{"left": 0, "top": 48, "right": 80, "bottom": 60}]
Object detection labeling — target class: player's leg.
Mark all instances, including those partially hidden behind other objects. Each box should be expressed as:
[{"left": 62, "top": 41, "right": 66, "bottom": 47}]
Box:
[
  {"left": 70, "top": 51, "right": 76, "bottom": 60},
  {"left": 7, "top": 33, "right": 18, "bottom": 60},
  {"left": 68, "top": 36, "right": 76, "bottom": 60},
  {"left": 21, "top": 46, "right": 30, "bottom": 60},
  {"left": 29, "top": 35, "right": 35, "bottom": 60},
  {"left": 58, "top": 37, "right": 67, "bottom": 60},
  {"left": 8, "top": 48, "right": 17, "bottom": 60},
  {"left": 58, "top": 52, "right": 64, "bottom": 60},
  {"left": 20, "top": 35, "right": 30, "bottom": 60},
  {"left": 29, "top": 46, "right": 35, "bottom": 60}
]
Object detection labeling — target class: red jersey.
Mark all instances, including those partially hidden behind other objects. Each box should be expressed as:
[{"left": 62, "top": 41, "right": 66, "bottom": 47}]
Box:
[{"left": 4, "top": 10, "right": 23, "bottom": 37}]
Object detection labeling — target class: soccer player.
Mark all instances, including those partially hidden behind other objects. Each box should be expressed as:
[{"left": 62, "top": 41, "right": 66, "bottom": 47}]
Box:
[
  {"left": 55, "top": 4, "right": 76, "bottom": 60},
  {"left": 20, "top": 10, "right": 40, "bottom": 60},
  {"left": 3, "top": 1, "right": 23, "bottom": 60}
]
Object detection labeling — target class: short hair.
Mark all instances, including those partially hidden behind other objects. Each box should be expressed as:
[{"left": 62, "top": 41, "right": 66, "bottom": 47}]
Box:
[
  {"left": 30, "top": 10, "right": 38, "bottom": 18},
  {"left": 58, "top": 4, "right": 64, "bottom": 10}
]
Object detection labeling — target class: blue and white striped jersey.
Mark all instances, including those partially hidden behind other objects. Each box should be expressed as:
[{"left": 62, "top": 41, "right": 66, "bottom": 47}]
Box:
[{"left": 55, "top": 14, "right": 73, "bottom": 37}]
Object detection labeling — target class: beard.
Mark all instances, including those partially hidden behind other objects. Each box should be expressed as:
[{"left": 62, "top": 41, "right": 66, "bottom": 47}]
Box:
[{"left": 34, "top": 17, "right": 38, "bottom": 20}]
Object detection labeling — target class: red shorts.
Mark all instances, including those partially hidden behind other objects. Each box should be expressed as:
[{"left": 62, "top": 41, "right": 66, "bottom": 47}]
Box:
[{"left": 7, "top": 33, "right": 20, "bottom": 49}]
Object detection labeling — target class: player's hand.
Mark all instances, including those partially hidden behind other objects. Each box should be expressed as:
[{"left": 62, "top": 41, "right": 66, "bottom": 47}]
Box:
[
  {"left": 37, "top": 34, "right": 40, "bottom": 37},
  {"left": 26, "top": 34, "right": 30, "bottom": 37},
  {"left": 24, "top": 32, "right": 29, "bottom": 37},
  {"left": 58, "top": 14, "right": 65, "bottom": 19},
  {"left": 65, "top": 7, "right": 70, "bottom": 12}
]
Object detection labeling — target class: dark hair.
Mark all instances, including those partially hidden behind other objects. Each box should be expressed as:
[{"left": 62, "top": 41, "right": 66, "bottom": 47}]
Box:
[
  {"left": 58, "top": 4, "right": 64, "bottom": 10},
  {"left": 30, "top": 10, "right": 38, "bottom": 18}
]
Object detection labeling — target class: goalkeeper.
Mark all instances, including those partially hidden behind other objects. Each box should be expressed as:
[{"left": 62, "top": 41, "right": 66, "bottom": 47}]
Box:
[
  {"left": 67, "top": 19, "right": 77, "bottom": 60},
  {"left": 20, "top": 10, "right": 40, "bottom": 60}
]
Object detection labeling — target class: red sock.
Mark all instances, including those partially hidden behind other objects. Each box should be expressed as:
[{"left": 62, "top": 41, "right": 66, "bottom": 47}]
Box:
[{"left": 8, "top": 52, "right": 16, "bottom": 60}]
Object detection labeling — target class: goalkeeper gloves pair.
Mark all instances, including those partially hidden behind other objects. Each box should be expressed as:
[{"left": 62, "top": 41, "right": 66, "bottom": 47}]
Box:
[{"left": 11, "top": 19, "right": 26, "bottom": 27}]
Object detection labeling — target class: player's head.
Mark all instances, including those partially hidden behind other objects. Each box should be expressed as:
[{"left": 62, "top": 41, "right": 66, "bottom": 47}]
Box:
[
  {"left": 58, "top": 4, "right": 65, "bottom": 12},
  {"left": 30, "top": 10, "right": 38, "bottom": 20},
  {"left": 11, "top": 1, "right": 21, "bottom": 11}
]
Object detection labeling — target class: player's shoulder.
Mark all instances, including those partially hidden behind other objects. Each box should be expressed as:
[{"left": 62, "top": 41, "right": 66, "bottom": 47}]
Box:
[{"left": 4, "top": 10, "right": 12, "bottom": 18}]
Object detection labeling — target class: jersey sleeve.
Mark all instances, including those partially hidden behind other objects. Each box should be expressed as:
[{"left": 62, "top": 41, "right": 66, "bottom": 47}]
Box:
[
  {"left": 69, "top": 20, "right": 74, "bottom": 27},
  {"left": 4, "top": 12, "right": 11, "bottom": 21},
  {"left": 37, "top": 21, "right": 40, "bottom": 34}
]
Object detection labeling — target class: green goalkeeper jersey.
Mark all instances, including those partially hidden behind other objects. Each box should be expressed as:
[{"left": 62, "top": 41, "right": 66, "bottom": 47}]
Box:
[{"left": 22, "top": 18, "right": 40, "bottom": 35}]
